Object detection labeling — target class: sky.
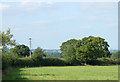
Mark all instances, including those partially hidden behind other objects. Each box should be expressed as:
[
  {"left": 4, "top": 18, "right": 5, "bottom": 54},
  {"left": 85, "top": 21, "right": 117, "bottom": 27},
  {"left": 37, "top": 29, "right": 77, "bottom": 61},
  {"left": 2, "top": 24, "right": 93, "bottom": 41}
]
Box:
[{"left": 0, "top": 1, "right": 118, "bottom": 50}]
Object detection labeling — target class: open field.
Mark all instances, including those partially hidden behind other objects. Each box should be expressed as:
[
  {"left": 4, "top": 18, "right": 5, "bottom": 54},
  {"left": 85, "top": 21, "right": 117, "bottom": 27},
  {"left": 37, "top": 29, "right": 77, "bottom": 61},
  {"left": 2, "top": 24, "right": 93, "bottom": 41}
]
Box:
[{"left": 3, "top": 65, "right": 118, "bottom": 80}]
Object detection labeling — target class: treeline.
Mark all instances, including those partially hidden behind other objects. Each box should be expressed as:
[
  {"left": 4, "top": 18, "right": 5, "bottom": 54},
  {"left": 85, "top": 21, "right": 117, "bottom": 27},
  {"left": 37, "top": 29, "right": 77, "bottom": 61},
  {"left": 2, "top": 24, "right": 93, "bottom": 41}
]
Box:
[
  {"left": 44, "top": 50, "right": 63, "bottom": 58},
  {"left": 60, "top": 37, "right": 120, "bottom": 65},
  {"left": 1, "top": 28, "right": 120, "bottom": 71}
]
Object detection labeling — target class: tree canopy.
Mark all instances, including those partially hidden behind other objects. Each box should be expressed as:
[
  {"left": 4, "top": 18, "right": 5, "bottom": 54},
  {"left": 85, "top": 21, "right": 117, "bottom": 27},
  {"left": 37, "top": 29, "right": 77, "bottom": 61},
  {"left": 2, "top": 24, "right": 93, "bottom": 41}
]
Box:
[
  {"left": 60, "top": 39, "right": 77, "bottom": 56},
  {"left": 11, "top": 44, "right": 30, "bottom": 57},
  {"left": 60, "top": 36, "right": 111, "bottom": 64},
  {"left": 0, "top": 28, "right": 16, "bottom": 52},
  {"left": 32, "top": 47, "right": 46, "bottom": 59},
  {"left": 75, "top": 36, "right": 111, "bottom": 63}
]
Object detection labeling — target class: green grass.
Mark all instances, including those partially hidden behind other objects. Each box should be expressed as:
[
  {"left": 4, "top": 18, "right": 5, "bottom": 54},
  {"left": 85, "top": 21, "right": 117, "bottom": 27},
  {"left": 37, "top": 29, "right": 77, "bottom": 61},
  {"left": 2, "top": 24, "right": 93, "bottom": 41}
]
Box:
[{"left": 3, "top": 65, "right": 118, "bottom": 80}]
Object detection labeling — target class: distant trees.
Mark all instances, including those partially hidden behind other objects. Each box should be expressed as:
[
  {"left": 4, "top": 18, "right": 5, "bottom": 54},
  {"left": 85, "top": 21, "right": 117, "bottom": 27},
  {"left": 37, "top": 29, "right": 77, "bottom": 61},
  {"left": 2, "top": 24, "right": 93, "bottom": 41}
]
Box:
[
  {"left": 11, "top": 44, "right": 30, "bottom": 57},
  {"left": 111, "top": 51, "right": 120, "bottom": 60},
  {"left": 45, "top": 52, "right": 62, "bottom": 58},
  {"left": 60, "top": 36, "right": 111, "bottom": 64}
]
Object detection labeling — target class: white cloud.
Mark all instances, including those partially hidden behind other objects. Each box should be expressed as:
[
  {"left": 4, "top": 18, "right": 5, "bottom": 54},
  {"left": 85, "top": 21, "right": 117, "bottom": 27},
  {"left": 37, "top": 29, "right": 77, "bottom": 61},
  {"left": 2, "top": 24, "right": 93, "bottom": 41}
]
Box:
[
  {"left": 1, "top": 0, "right": 119, "bottom": 2},
  {"left": 32, "top": 20, "right": 49, "bottom": 24},
  {"left": 86, "top": 16, "right": 98, "bottom": 21},
  {"left": 84, "top": 15, "right": 117, "bottom": 22},
  {"left": 32, "top": 17, "right": 72, "bottom": 26},
  {"left": 57, "top": 17, "right": 72, "bottom": 22},
  {"left": 21, "top": 0, "right": 30, "bottom": 6},
  {"left": 20, "top": 1, "right": 53, "bottom": 10},
  {"left": 12, "top": 27, "right": 24, "bottom": 31},
  {"left": 47, "top": 1, "right": 53, "bottom": 5},
  {"left": 0, "top": 4, "right": 11, "bottom": 10},
  {"left": 79, "top": 26, "right": 93, "bottom": 29},
  {"left": 106, "top": 23, "right": 117, "bottom": 28}
]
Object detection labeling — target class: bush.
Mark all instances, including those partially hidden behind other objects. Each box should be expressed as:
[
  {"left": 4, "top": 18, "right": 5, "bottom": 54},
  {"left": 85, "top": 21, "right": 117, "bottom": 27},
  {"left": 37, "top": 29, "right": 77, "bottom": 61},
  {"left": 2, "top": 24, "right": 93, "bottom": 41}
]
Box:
[
  {"left": 31, "top": 57, "right": 43, "bottom": 66},
  {"left": 114, "top": 59, "right": 120, "bottom": 65},
  {"left": 42, "top": 57, "right": 66, "bottom": 66},
  {"left": 2, "top": 52, "right": 17, "bottom": 70},
  {"left": 97, "top": 57, "right": 116, "bottom": 65},
  {"left": 13, "top": 57, "right": 67, "bottom": 67},
  {"left": 13, "top": 58, "right": 34, "bottom": 67},
  {"left": 87, "top": 57, "right": 117, "bottom": 65}
]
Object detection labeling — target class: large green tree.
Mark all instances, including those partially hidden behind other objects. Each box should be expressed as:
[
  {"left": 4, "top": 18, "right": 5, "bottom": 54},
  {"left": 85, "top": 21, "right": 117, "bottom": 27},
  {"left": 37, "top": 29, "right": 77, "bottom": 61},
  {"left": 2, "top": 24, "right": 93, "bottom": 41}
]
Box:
[
  {"left": 62, "top": 45, "right": 76, "bottom": 64},
  {"left": 11, "top": 44, "right": 30, "bottom": 57},
  {"left": 60, "top": 39, "right": 77, "bottom": 56},
  {"left": 0, "top": 28, "right": 16, "bottom": 53},
  {"left": 60, "top": 39, "right": 77, "bottom": 64},
  {"left": 75, "top": 36, "right": 111, "bottom": 63}
]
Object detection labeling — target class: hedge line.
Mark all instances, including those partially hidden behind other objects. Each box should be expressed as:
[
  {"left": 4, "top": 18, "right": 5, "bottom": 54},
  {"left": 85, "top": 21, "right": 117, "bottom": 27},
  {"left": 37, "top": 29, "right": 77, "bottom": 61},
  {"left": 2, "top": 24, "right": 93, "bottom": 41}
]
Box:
[
  {"left": 13, "top": 57, "right": 66, "bottom": 67},
  {"left": 2, "top": 54, "right": 120, "bottom": 70},
  {"left": 87, "top": 58, "right": 120, "bottom": 65},
  {"left": 42, "top": 57, "right": 66, "bottom": 66}
]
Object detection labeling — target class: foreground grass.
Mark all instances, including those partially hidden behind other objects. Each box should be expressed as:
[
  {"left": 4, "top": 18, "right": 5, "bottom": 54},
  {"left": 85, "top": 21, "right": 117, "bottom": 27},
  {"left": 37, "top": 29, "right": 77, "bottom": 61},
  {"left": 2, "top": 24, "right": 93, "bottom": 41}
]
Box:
[{"left": 3, "top": 65, "right": 118, "bottom": 80}]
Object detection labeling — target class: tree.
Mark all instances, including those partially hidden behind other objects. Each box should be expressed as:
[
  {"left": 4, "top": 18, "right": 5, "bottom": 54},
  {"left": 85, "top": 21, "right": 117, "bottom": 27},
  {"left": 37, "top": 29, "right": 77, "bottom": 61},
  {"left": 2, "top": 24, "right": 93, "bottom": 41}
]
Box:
[
  {"left": 75, "top": 36, "right": 111, "bottom": 64},
  {"left": 62, "top": 45, "right": 77, "bottom": 64},
  {"left": 11, "top": 44, "right": 30, "bottom": 57},
  {"left": 60, "top": 39, "right": 78, "bottom": 64},
  {"left": 32, "top": 47, "right": 46, "bottom": 59},
  {"left": 0, "top": 28, "right": 16, "bottom": 53},
  {"left": 31, "top": 47, "right": 46, "bottom": 66},
  {"left": 60, "top": 39, "right": 77, "bottom": 56}
]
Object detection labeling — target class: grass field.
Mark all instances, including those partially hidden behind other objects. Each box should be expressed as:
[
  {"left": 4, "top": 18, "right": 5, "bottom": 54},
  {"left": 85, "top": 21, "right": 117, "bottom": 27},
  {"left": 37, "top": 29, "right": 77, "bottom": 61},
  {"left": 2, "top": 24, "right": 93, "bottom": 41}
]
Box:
[{"left": 3, "top": 65, "right": 118, "bottom": 80}]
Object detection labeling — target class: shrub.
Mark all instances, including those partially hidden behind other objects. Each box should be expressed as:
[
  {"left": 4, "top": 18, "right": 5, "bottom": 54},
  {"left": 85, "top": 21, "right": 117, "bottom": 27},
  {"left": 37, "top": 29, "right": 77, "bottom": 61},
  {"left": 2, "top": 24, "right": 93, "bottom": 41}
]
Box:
[
  {"left": 114, "top": 59, "right": 120, "bottom": 65},
  {"left": 86, "top": 57, "right": 118, "bottom": 65},
  {"left": 2, "top": 52, "right": 17, "bottom": 70},
  {"left": 13, "top": 57, "right": 66, "bottom": 67},
  {"left": 42, "top": 57, "right": 66, "bottom": 66},
  {"left": 13, "top": 58, "right": 34, "bottom": 67},
  {"left": 91, "top": 57, "right": 117, "bottom": 65}
]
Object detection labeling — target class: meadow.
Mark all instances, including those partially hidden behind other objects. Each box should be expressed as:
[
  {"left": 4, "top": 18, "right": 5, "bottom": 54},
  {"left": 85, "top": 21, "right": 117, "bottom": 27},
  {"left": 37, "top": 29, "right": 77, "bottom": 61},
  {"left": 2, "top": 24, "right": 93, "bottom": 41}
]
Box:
[{"left": 3, "top": 65, "right": 118, "bottom": 80}]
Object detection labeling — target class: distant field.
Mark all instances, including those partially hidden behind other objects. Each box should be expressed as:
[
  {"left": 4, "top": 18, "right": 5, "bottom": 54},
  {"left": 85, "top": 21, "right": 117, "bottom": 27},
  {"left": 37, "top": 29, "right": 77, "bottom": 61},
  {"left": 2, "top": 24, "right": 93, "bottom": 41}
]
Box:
[{"left": 3, "top": 65, "right": 118, "bottom": 80}]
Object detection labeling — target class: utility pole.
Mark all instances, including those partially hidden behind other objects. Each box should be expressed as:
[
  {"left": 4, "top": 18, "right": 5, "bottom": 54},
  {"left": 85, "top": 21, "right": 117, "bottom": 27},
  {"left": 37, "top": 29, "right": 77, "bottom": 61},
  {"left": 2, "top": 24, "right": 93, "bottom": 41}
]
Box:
[{"left": 29, "top": 38, "right": 31, "bottom": 58}]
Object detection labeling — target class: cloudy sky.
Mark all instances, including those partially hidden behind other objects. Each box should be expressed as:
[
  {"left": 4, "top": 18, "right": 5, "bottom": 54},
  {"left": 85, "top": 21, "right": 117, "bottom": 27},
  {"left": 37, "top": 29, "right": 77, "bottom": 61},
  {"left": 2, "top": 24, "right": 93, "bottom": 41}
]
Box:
[{"left": 1, "top": 1, "right": 118, "bottom": 50}]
